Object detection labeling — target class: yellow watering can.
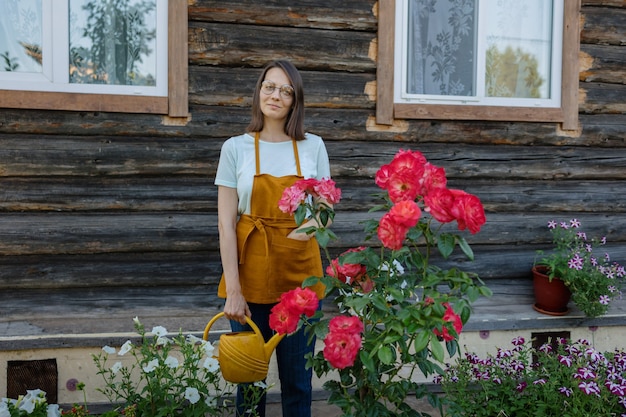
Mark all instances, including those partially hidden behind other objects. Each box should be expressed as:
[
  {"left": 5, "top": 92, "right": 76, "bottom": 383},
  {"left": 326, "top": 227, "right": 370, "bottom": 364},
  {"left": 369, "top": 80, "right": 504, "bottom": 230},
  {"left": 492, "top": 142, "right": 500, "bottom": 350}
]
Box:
[{"left": 203, "top": 312, "right": 285, "bottom": 383}]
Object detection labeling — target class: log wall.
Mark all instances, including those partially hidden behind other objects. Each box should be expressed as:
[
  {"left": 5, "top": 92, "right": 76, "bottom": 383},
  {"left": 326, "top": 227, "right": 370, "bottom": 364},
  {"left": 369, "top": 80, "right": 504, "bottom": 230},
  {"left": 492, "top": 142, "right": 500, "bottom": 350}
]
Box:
[{"left": 0, "top": 1, "right": 624, "bottom": 310}]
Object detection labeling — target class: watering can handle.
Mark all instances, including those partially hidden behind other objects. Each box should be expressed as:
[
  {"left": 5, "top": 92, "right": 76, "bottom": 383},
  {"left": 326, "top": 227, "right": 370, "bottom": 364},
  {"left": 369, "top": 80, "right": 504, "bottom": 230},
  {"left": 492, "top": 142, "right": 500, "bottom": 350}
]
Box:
[{"left": 202, "top": 311, "right": 264, "bottom": 341}]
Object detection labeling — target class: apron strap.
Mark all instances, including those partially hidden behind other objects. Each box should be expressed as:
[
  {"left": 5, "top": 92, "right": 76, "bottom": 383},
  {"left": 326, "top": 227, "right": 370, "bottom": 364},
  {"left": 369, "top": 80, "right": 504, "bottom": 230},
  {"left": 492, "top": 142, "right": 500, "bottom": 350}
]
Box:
[{"left": 254, "top": 131, "right": 302, "bottom": 176}]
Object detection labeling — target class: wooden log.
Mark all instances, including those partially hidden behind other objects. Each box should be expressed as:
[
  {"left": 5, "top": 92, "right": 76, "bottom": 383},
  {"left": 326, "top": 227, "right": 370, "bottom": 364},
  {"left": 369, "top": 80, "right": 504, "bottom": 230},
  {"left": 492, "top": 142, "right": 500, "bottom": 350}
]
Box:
[
  {"left": 0, "top": 135, "right": 625, "bottom": 180},
  {"left": 189, "top": 66, "right": 376, "bottom": 109},
  {"left": 2, "top": 108, "right": 626, "bottom": 148},
  {"left": 580, "top": 82, "right": 626, "bottom": 114},
  {"left": 580, "top": 44, "right": 626, "bottom": 84},
  {"left": 0, "top": 212, "right": 623, "bottom": 256},
  {"left": 188, "top": 0, "right": 378, "bottom": 31},
  {"left": 0, "top": 177, "right": 215, "bottom": 212},
  {"left": 581, "top": 6, "right": 626, "bottom": 46},
  {"left": 188, "top": 22, "right": 376, "bottom": 72},
  {"left": 0, "top": 252, "right": 221, "bottom": 289}
]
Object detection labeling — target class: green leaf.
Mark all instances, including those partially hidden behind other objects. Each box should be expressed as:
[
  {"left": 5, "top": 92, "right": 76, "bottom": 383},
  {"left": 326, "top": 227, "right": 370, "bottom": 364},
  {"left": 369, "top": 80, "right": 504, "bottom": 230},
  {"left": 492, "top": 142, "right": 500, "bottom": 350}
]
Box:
[
  {"left": 360, "top": 350, "right": 376, "bottom": 374},
  {"left": 430, "top": 338, "right": 445, "bottom": 362},
  {"left": 413, "top": 331, "right": 430, "bottom": 353},
  {"left": 457, "top": 236, "right": 474, "bottom": 260},
  {"left": 377, "top": 346, "right": 394, "bottom": 364},
  {"left": 301, "top": 276, "right": 320, "bottom": 288},
  {"left": 437, "top": 233, "right": 455, "bottom": 259}
]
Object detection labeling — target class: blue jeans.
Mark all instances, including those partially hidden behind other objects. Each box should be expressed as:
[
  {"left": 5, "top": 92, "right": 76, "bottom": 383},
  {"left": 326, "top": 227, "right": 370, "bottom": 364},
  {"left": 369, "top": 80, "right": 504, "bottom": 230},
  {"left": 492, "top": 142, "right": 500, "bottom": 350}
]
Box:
[{"left": 230, "top": 302, "right": 316, "bottom": 417}]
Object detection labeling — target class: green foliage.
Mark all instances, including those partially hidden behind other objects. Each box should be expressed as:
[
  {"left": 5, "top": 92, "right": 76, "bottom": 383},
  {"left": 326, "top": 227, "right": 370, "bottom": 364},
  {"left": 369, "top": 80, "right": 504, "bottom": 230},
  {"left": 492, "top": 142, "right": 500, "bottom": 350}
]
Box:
[
  {"left": 93, "top": 318, "right": 235, "bottom": 416},
  {"left": 439, "top": 337, "right": 626, "bottom": 417}
]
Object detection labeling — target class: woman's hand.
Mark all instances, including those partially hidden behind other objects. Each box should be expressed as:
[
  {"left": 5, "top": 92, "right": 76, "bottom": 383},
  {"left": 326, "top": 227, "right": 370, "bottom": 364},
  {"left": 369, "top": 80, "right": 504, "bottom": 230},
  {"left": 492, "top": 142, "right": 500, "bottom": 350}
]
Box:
[{"left": 224, "top": 290, "right": 250, "bottom": 325}]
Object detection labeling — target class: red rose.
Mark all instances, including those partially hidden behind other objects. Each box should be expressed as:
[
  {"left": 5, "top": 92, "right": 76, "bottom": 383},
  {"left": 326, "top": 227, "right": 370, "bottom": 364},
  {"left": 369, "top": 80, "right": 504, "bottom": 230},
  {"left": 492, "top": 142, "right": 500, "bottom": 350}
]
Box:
[
  {"left": 449, "top": 189, "right": 486, "bottom": 234},
  {"left": 269, "top": 302, "right": 299, "bottom": 335},
  {"left": 313, "top": 178, "right": 342, "bottom": 204},
  {"left": 433, "top": 304, "right": 463, "bottom": 342},
  {"left": 424, "top": 188, "right": 456, "bottom": 224},
  {"left": 326, "top": 247, "right": 367, "bottom": 284},
  {"left": 328, "top": 315, "right": 364, "bottom": 335},
  {"left": 420, "top": 163, "right": 447, "bottom": 195},
  {"left": 279, "top": 287, "right": 319, "bottom": 318},
  {"left": 377, "top": 213, "right": 408, "bottom": 250},
  {"left": 388, "top": 200, "right": 421, "bottom": 228},
  {"left": 322, "top": 331, "right": 362, "bottom": 369}
]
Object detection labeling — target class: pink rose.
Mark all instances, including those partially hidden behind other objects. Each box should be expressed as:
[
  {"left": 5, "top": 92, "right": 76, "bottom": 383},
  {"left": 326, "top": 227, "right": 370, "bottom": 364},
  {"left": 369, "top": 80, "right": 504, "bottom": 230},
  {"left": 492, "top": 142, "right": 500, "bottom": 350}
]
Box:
[
  {"left": 323, "top": 331, "right": 362, "bottom": 369},
  {"left": 269, "top": 302, "right": 300, "bottom": 335},
  {"left": 278, "top": 184, "right": 306, "bottom": 214},
  {"left": 377, "top": 213, "right": 408, "bottom": 250},
  {"left": 328, "top": 315, "right": 364, "bottom": 335},
  {"left": 279, "top": 287, "right": 319, "bottom": 318},
  {"left": 420, "top": 163, "right": 447, "bottom": 195},
  {"left": 449, "top": 189, "right": 486, "bottom": 234},
  {"left": 423, "top": 188, "right": 456, "bottom": 224},
  {"left": 313, "top": 178, "right": 342, "bottom": 204}
]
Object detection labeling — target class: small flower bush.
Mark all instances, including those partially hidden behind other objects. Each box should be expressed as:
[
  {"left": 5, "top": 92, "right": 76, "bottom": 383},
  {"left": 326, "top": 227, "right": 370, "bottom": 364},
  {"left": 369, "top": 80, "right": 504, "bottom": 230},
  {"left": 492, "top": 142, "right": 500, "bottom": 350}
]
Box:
[
  {"left": 535, "top": 219, "right": 625, "bottom": 317},
  {"left": 274, "top": 150, "right": 492, "bottom": 416},
  {"left": 93, "top": 317, "right": 234, "bottom": 417},
  {"left": 1, "top": 389, "right": 60, "bottom": 417},
  {"left": 438, "top": 337, "right": 626, "bottom": 417}
]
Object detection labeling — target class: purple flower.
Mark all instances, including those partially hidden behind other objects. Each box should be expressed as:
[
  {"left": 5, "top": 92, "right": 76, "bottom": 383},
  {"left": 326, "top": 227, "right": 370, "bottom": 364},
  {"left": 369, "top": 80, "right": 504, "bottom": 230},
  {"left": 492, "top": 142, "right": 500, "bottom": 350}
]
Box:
[
  {"left": 539, "top": 344, "right": 552, "bottom": 354},
  {"left": 516, "top": 381, "right": 527, "bottom": 392},
  {"left": 606, "top": 381, "right": 626, "bottom": 396},
  {"left": 511, "top": 336, "right": 525, "bottom": 346},
  {"left": 559, "top": 386, "right": 573, "bottom": 397},
  {"left": 547, "top": 220, "right": 557, "bottom": 229},
  {"left": 568, "top": 253, "right": 584, "bottom": 270},
  {"left": 578, "top": 381, "right": 601, "bottom": 396},
  {"left": 558, "top": 355, "right": 573, "bottom": 367},
  {"left": 599, "top": 295, "right": 610, "bottom": 305},
  {"left": 570, "top": 219, "right": 581, "bottom": 228},
  {"left": 575, "top": 367, "right": 597, "bottom": 380},
  {"left": 533, "top": 379, "right": 546, "bottom": 385}
]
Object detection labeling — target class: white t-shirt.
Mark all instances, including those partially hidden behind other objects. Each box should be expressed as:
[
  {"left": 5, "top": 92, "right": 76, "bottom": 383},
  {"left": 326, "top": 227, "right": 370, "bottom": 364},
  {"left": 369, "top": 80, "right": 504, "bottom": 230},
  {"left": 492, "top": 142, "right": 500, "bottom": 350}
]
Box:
[{"left": 214, "top": 132, "right": 331, "bottom": 215}]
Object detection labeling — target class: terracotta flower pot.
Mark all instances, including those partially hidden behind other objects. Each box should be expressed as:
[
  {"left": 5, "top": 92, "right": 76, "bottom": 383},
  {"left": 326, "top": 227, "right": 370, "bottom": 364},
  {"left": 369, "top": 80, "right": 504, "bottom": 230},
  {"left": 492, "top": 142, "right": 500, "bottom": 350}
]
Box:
[{"left": 532, "top": 265, "right": 572, "bottom": 316}]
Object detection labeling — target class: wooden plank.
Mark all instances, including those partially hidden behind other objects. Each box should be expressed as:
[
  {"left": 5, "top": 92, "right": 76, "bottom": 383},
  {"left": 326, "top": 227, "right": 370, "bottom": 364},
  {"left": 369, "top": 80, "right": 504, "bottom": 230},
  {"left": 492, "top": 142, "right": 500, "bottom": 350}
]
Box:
[
  {"left": 188, "top": 0, "right": 378, "bottom": 31},
  {"left": 376, "top": 0, "right": 395, "bottom": 125},
  {"left": 394, "top": 103, "right": 563, "bottom": 123},
  {"left": 168, "top": 0, "right": 189, "bottom": 117},
  {"left": 561, "top": 0, "right": 581, "bottom": 130},
  {"left": 188, "top": 22, "right": 376, "bottom": 72},
  {"left": 0, "top": 91, "right": 168, "bottom": 114}
]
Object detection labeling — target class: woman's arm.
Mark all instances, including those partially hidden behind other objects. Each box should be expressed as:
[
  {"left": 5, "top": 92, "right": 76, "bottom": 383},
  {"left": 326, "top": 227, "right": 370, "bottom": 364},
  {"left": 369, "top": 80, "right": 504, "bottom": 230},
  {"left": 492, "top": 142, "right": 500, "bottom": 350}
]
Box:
[{"left": 217, "top": 185, "right": 250, "bottom": 323}]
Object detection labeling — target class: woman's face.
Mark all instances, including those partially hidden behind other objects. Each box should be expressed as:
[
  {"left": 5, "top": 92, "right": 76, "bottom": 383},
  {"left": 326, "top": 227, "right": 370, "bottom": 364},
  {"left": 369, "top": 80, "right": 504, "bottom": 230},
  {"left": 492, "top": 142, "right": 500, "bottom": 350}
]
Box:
[{"left": 259, "top": 67, "right": 294, "bottom": 123}]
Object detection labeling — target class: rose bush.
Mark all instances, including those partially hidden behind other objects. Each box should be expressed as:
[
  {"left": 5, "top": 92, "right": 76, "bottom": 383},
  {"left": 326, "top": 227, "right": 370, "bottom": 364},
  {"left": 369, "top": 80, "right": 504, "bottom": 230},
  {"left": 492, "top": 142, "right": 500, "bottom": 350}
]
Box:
[{"left": 272, "top": 149, "right": 492, "bottom": 416}]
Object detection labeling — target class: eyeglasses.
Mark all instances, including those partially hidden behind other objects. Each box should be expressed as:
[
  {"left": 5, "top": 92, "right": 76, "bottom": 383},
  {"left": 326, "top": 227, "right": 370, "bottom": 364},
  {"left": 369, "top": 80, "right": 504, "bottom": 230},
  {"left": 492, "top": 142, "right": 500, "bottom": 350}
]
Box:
[{"left": 261, "top": 80, "right": 294, "bottom": 99}]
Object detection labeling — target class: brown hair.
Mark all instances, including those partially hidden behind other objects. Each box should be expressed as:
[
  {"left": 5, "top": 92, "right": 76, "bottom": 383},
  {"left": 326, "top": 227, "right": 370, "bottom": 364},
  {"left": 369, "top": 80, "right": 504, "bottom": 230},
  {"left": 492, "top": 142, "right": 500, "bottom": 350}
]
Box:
[{"left": 247, "top": 60, "right": 306, "bottom": 141}]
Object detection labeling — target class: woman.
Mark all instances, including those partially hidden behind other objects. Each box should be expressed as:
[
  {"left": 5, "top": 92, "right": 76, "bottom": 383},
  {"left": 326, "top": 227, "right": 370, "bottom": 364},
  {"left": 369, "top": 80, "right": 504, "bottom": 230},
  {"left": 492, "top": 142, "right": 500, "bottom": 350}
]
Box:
[{"left": 214, "top": 60, "right": 331, "bottom": 417}]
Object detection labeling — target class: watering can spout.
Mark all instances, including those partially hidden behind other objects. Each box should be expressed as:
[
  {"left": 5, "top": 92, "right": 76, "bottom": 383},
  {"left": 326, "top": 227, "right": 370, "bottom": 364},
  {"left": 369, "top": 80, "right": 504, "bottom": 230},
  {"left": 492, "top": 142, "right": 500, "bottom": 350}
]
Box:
[{"left": 203, "top": 312, "right": 286, "bottom": 383}]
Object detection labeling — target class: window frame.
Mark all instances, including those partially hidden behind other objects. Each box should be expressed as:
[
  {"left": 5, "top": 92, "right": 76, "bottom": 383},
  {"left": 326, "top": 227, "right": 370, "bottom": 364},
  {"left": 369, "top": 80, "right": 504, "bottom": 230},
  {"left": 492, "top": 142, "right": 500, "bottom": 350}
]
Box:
[
  {"left": 376, "top": 0, "right": 580, "bottom": 130},
  {"left": 0, "top": 0, "right": 188, "bottom": 117}
]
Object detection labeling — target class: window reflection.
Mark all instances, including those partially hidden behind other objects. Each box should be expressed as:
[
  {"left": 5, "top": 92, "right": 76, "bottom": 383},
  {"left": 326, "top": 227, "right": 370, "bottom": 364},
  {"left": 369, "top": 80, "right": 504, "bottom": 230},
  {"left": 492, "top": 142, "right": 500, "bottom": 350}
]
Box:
[
  {"left": 69, "top": 0, "right": 157, "bottom": 86},
  {"left": 0, "top": 0, "right": 43, "bottom": 73}
]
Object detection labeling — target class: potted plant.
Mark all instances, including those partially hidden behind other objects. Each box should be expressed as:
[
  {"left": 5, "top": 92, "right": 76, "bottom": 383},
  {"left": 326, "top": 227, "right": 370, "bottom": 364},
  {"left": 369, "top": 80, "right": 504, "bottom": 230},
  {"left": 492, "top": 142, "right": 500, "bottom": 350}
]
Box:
[
  {"left": 271, "top": 149, "right": 492, "bottom": 416},
  {"left": 533, "top": 219, "right": 625, "bottom": 318},
  {"left": 437, "top": 336, "right": 626, "bottom": 416}
]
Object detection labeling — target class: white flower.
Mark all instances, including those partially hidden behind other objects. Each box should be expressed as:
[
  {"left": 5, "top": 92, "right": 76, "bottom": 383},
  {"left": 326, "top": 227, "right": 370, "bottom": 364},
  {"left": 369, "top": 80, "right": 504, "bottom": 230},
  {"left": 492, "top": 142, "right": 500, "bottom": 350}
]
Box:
[
  {"left": 156, "top": 336, "right": 171, "bottom": 346},
  {"left": 0, "top": 402, "right": 11, "bottom": 417},
  {"left": 143, "top": 358, "right": 159, "bottom": 373},
  {"left": 203, "top": 341, "right": 216, "bottom": 356},
  {"left": 164, "top": 355, "right": 179, "bottom": 368},
  {"left": 102, "top": 345, "right": 116, "bottom": 354},
  {"left": 186, "top": 334, "right": 203, "bottom": 344},
  {"left": 253, "top": 381, "right": 267, "bottom": 389},
  {"left": 111, "top": 361, "right": 123, "bottom": 375},
  {"left": 118, "top": 340, "right": 133, "bottom": 356},
  {"left": 184, "top": 387, "right": 200, "bottom": 404},
  {"left": 151, "top": 326, "right": 167, "bottom": 337},
  {"left": 203, "top": 357, "right": 219, "bottom": 373},
  {"left": 133, "top": 316, "right": 141, "bottom": 326},
  {"left": 47, "top": 404, "right": 61, "bottom": 417},
  {"left": 204, "top": 395, "right": 217, "bottom": 407}
]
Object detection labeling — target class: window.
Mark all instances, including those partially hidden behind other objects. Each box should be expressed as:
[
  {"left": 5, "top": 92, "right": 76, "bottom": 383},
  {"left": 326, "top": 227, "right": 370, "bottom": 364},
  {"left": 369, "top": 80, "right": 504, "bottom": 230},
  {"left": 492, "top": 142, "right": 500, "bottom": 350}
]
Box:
[
  {"left": 377, "top": 0, "right": 580, "bottom": 129},
  {"left": 0, "top": 0, "right": 187, "bottom": 116}
]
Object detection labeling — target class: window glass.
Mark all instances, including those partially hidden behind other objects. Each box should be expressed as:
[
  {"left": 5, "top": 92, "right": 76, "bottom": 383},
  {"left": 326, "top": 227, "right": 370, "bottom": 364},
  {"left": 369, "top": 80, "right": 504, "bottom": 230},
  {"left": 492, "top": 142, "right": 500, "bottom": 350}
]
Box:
[
  {"left": 399, "top": 0, "right": 561, "bottom": 107},
  {"left": 0, "top": 0, "right": 43, "bottom": 73},
  {"left": 69, "top": 0, "right": 157, "bottom": 87}
]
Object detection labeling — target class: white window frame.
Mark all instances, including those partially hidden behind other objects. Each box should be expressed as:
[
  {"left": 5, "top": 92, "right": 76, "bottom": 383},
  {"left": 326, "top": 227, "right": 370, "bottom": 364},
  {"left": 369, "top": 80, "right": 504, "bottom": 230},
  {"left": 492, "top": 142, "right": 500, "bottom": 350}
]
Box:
[{"left": 0, "top": 0, "right": 187, "bottom": 116}]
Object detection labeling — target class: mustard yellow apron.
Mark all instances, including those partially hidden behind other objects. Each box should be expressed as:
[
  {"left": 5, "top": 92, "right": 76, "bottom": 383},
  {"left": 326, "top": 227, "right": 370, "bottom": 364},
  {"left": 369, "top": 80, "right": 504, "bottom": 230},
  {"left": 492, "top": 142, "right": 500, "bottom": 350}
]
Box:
[{"left": 217, "top": 132, "right": 325, "bottom": 303}]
